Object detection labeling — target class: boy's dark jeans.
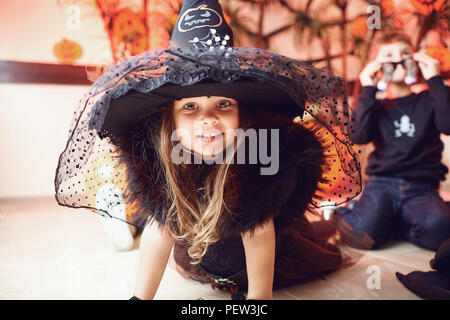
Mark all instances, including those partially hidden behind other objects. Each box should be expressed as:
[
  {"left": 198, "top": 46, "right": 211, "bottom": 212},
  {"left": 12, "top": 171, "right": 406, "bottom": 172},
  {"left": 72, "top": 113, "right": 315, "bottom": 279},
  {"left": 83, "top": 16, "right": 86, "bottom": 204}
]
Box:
[{"left": 335, "top": 175, "right": 450, "bottom": 251}]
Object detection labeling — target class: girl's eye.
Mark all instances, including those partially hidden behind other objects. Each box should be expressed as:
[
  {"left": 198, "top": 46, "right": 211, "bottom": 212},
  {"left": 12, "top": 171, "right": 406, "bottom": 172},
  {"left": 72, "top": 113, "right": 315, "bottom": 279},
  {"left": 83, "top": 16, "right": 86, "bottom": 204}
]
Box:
[
  {"left": 217, "top": 100, "right": 231, "bottom": 108},
  {"left": 184, "top": 103, "right": 198, "bottom": 111}
]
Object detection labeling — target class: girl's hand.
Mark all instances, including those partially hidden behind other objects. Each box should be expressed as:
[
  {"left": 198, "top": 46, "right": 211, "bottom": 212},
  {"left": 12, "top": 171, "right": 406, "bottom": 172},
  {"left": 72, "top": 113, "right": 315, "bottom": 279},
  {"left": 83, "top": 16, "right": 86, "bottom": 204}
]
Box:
[
  {"left": 413, "top": 52, "right": 441, "bottom": 80},
  {"left": 359, "top": 59, "right": 385, "bottom": 87}
]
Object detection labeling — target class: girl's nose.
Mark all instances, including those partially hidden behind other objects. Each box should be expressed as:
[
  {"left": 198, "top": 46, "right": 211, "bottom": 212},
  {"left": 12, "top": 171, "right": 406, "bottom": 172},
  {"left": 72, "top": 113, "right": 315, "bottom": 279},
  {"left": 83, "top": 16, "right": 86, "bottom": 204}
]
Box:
[
  {"left": 203, "top": 118, "right": 218, "bottom": 126},
  {"left": 201, "top": 113, "right": 219, "bottom": 126}
]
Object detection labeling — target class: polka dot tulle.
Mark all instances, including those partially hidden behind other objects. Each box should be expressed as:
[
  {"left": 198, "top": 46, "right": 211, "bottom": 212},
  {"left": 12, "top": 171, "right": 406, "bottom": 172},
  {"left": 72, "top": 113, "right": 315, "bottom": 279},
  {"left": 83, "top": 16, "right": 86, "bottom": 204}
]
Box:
[{"left": 54, "top": 46, "right": 364, "bottom": 224}]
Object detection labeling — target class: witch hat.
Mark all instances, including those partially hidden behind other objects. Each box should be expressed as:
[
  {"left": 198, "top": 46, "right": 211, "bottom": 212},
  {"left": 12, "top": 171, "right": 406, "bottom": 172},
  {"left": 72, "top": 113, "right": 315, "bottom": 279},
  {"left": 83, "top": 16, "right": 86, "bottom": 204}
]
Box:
[
  {"left": 54, "top": 0, "right": 363, "bottom": 224},
  {"left": 170, "top": 0, "right": 234, "bottom": 50},
  {"left": 98, "top": 0, "right": 303, "bottom": 141}
]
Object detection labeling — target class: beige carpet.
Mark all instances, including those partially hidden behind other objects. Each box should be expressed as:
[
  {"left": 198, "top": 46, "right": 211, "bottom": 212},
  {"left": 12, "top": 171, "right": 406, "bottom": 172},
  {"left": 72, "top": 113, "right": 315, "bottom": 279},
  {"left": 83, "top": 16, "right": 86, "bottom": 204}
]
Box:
[{"left": 1, "top": 194, "right": 448, "bottom": 300}]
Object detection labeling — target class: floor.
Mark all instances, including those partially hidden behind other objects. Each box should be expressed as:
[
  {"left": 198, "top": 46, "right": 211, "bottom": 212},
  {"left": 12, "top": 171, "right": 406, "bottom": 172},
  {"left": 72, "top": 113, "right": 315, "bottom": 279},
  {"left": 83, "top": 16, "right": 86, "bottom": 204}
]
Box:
[{"left": 1, "top": 194, "right": 448, "bottom": 300}]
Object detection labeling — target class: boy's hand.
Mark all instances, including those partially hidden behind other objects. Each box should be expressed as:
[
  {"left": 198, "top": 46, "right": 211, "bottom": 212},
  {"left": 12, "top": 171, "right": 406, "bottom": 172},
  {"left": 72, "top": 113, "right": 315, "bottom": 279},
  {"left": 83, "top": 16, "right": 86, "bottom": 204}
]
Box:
[
  {"left": 413, "top": 52, "right": 441, "bottom": 80},
  {"left": 359, "top": 59, "right": 384, "bottom": 87}
]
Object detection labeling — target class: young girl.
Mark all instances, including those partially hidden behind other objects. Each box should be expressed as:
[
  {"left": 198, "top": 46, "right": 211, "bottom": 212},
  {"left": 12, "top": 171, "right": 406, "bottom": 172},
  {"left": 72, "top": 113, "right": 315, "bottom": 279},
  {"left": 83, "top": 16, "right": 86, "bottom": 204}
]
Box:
[
  {"left": 54, "top": 0, "right": 362, "bottom": 300},
  {"left": 117, "top": 96, "right": 345, "bottom": 300}
]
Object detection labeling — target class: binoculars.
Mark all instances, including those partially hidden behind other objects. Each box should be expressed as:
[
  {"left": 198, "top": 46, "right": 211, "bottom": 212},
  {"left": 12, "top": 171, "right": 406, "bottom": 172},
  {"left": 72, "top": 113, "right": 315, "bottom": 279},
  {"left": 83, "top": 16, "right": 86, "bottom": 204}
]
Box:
[{"left": 377, "top": 58, "right": 418, "bottom": 91}]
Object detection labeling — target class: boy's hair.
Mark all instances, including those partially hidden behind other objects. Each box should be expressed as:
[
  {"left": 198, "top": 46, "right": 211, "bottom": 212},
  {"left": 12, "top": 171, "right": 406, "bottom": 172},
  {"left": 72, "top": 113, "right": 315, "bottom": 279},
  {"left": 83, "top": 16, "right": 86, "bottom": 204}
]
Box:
[
  {"left": 369, "top": 31, "right": 414, "bottom": 60},
  {"left": 379, "top": 32, "right": 413, "bottom": 47}
]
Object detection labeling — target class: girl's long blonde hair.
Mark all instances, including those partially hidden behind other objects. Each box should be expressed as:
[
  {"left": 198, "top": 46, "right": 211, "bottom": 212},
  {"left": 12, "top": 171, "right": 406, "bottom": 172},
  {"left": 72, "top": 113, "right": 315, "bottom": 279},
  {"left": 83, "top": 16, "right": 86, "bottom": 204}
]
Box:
[{"left": 151, "top": 102, "right": 250, "bottom": 264}]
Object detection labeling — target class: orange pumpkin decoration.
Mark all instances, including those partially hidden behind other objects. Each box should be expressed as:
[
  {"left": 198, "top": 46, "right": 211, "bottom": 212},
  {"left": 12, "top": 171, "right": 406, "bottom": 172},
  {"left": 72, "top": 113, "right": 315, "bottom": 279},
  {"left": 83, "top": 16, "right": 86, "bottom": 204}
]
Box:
[
  {"left": 426, "top": 46, "right": 450, "bottom": 72},
  {"left": 409, "top": 0, "right": 446, "bottom": 15},
  {"left": 350, "top": 16, "right": 368, "bottom": 39},
  {"left": 53, "top": 38, "right": 83, "bottom": 64},
  {"left": 112, "top": 8, "right": 148, "bottom": 56}
]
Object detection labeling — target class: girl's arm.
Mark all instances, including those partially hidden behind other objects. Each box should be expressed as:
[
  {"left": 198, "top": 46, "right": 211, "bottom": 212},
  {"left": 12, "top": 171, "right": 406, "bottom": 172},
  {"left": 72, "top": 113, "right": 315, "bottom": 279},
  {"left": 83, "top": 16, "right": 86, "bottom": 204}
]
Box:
[
  {"left": 133, "top": 221, "right": 175, "bottom": 300},
  {"left": 241, "top": 218, "right": 276, "bottom": 300}
]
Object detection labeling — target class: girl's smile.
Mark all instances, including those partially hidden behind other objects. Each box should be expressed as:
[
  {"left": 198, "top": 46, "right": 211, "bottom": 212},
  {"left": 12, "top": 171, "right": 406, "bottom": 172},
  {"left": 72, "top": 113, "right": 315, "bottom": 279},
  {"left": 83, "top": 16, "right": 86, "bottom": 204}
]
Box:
[{"left": 197, "top": 131, "right": 224, "bottom": 143}]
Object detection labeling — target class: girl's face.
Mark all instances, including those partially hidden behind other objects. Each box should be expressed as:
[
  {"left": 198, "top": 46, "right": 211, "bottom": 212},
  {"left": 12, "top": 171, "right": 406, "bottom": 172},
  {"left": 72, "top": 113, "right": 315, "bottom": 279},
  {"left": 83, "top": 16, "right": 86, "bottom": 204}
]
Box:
[
  {"left": 376, "top": 41, "right": 414, "bottom": 83},
  {"left": 172, "top": 96, "right": 239, "bottom": 159}
]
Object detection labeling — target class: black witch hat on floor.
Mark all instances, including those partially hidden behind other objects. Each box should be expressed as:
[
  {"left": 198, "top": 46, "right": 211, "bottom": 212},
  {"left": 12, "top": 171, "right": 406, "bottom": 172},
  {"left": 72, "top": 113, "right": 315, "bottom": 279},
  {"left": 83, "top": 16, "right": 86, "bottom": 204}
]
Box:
[
  {"left": 54, "top": 0, "right": 363, "bottom": 225},
  {"left": 396, "top": 238, "right": 450, "bottom": 300}
]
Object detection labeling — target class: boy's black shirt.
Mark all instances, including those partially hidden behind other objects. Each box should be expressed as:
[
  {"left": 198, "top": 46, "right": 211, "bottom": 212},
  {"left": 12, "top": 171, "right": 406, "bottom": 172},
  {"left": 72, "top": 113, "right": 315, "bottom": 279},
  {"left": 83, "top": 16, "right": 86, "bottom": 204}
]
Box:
[{"left": 351, "top": 76, "right": 450, "bottom": 189}]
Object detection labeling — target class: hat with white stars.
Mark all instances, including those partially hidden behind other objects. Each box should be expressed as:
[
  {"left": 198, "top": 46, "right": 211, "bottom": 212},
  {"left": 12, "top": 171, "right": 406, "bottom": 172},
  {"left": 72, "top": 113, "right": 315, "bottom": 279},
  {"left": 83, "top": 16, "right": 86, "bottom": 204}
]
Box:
[{"left": 170, "top": 0, "right": 234, "bottom": 52}]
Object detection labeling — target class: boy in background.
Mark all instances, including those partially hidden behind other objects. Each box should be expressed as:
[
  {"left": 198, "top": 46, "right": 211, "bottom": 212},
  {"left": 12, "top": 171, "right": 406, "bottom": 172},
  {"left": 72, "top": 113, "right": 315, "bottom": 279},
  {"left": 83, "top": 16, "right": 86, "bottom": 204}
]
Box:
[{"left": 333, "top": 32, "right": 450, "bottom": 251}]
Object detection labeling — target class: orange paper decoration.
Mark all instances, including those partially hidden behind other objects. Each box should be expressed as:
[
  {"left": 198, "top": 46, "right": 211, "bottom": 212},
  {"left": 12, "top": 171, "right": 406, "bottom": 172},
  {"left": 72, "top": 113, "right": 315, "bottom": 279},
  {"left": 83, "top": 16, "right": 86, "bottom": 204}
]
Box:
[
  {"left": 381, "top": 0, "right": 395, "bottom": 16},
  {"left": 409, "top": 0, "right": 446, "bottom": 15},
  {"left": 350, "top": 17, "right": 368, "bottom": 39},
  {"left": 169, "top": 13, "right": 179, "bottom": 28},
  {"left": 426, "top": 46, "right": 450, "bottom": 72},
  {"left": 53, "top": 38, "right": 83, "bottom": 64}
]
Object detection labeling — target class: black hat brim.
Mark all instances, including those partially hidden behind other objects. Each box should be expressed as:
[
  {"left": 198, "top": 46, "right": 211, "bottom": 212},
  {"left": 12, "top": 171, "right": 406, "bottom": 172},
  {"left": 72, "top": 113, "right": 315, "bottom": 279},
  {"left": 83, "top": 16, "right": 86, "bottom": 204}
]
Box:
[
  {"left": 396, "top": 271, "right": 450, "bottom": 300},
  {"left": 101, "top": 77, "right": 303, "bottom": 139},
  {"left": 430, "top": 238, "right": 450, "bottom": 275}
]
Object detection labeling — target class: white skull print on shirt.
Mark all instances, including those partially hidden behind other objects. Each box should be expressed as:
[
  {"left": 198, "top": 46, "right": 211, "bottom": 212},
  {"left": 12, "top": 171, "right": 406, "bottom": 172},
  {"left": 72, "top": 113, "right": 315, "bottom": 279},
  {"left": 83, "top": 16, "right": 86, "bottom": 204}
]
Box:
[{"left": 394, "top": 114, "right": 415, "bottom": 138}]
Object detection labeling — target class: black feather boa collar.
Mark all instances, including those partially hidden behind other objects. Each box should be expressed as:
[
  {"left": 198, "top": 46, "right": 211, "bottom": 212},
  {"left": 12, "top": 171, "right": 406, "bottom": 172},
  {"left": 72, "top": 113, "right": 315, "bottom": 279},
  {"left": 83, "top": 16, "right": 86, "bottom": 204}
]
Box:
[{"left": 118, "top": 114, "right": 326, "bottom": 239}]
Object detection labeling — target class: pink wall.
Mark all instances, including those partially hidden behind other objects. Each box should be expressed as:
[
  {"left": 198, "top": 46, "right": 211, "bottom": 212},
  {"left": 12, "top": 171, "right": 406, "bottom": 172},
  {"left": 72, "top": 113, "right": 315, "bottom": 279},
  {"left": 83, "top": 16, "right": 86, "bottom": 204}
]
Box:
[{"left": 0, "top": 0, "right": 115, "bottom": 65}]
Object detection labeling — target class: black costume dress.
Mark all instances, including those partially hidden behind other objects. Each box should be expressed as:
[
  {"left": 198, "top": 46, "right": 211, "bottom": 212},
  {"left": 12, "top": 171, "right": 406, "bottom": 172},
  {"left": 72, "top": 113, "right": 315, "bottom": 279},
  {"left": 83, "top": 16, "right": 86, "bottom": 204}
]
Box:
[{"left": 115, "top": 113, "right": 343, "bottom": 292}]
